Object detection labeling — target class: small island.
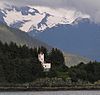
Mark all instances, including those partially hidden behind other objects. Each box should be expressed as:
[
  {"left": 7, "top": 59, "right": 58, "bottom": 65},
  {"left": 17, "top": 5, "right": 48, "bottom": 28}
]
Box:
[{"left": 0, "top": 41, "right": 100, "bottom": 91}]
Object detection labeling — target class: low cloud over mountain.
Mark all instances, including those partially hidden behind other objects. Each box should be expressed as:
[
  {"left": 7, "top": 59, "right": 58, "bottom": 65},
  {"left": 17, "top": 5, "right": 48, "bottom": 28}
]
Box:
[{"left": 1, "top": 0, "right": 100, "bottom": 23}]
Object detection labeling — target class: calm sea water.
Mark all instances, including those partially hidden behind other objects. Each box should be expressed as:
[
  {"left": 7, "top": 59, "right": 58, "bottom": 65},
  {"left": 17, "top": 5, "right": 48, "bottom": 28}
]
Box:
[{"left": 0, "top": 91, "right": 100, "bottom": 95}]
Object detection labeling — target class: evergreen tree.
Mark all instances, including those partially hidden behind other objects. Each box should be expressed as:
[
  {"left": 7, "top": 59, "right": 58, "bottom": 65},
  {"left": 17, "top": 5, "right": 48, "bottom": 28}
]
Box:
[{"left": 49, "top": 48, "right": 65, "bottom": 67}]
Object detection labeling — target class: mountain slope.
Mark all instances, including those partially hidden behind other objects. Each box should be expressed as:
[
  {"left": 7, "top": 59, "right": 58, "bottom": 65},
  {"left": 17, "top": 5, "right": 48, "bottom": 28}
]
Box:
[
  {"left": 35, "top": 18, "right": 100, "bottom": 61},
  {"left": 0, "top": 23, "right": 51, "bottom": 49},
  {"left": 64, "top": 53, "right": 90, "bottom": 67}
]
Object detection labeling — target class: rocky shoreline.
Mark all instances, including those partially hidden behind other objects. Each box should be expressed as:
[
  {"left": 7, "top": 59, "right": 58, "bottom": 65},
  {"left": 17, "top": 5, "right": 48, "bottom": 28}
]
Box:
[{"left": 0, "top": 85, "right": 100, "bottom": 91}]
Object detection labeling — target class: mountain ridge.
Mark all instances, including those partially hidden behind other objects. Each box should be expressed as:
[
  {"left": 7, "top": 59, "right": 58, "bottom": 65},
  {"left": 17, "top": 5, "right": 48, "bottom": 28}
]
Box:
[
  {"left": 35, "top": 19, "right": 100, "bottom": 61},
  {"left": 0, "top": 4, "right": 90, "bottom": 32}
]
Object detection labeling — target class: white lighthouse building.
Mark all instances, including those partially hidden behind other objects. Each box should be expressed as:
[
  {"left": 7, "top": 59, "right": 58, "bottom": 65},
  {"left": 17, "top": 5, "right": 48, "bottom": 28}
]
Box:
[{"left": 38, "top": 52, "right": 51, "bottom": 71}]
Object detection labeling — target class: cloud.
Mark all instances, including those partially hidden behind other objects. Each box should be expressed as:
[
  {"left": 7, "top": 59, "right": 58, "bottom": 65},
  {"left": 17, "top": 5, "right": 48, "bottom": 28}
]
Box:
[{"left": 0, "top": 0, "right": 100, "bottom": 23}]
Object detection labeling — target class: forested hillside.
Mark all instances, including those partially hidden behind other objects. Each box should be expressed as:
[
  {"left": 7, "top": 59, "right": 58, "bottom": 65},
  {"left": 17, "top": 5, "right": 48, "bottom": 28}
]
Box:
[
  {"left": 0, "top": 41, "right": 65, "bottom": 83},
  {"left": 0, "top": 41, "right": 100, "bottom": 85}
]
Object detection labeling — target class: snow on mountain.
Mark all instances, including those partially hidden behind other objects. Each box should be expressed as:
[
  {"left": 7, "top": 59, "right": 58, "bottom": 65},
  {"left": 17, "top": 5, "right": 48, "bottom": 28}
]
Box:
[{"left": 0, "top": 4, "right": 90, "bottom": 32}]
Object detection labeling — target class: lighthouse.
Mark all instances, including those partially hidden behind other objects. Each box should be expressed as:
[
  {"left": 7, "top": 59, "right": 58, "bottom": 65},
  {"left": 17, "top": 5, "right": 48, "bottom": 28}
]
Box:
[{"left": 38, "top": 52, "right": 51, "bottom": 71}]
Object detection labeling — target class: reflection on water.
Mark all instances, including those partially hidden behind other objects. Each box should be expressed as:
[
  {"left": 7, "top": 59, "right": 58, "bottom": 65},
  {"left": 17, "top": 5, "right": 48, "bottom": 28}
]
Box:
[{"left": 0, "top": 91, "right": 100, "bottom": 95}]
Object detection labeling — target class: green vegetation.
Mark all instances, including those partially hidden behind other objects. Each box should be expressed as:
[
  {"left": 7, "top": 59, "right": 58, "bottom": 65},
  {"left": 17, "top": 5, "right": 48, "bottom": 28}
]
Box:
[
  {"left": 69, "top": 62, "right": 100, "bottom": 83},
  {"left": 0, "top": 41, "right": 67, "bottom": 84},
  {"left": 0, "top": 41, "right": 100, "bottom": 87},
  {"left": 0, "top": 41, "right": 43, "bottom": 83}
]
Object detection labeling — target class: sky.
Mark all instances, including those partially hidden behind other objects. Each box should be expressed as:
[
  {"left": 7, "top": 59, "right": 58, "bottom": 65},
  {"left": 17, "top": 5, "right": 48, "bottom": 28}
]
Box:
[{"left": 0, "top": 0, "right": 100, "bottom": 23}]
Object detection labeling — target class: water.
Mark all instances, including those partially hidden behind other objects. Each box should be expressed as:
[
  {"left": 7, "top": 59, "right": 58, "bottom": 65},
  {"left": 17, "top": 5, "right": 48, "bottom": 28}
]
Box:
[{"left": 0, "top": 91, "right": 100, "bottom": 95}]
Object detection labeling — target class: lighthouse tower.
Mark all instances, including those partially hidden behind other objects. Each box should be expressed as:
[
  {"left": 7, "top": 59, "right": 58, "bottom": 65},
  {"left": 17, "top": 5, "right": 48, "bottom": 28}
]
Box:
[
  {"left": 38, "top": 52, "right": 51, "bottom": 71},
  {"left": 38, "top": 52, "right": 44, "bottom": 63}
]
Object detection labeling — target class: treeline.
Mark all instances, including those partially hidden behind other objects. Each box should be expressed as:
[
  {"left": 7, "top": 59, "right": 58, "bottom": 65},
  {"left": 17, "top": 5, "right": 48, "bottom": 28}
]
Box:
[
  {"left": 68, "top": 61, "right": 100, "bottom": 83},
  {"left": 0, "top": 41, "right": 100, "bottom": 85}
]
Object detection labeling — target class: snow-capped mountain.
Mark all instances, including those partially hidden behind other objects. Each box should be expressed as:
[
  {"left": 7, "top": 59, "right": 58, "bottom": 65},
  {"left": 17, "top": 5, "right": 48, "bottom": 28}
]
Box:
[
  {"left": 0, "top": 4, "right": 100, "bottom": 61},
  {"left": 0, "top": 4, "right": 90, "bottom": 32}
]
